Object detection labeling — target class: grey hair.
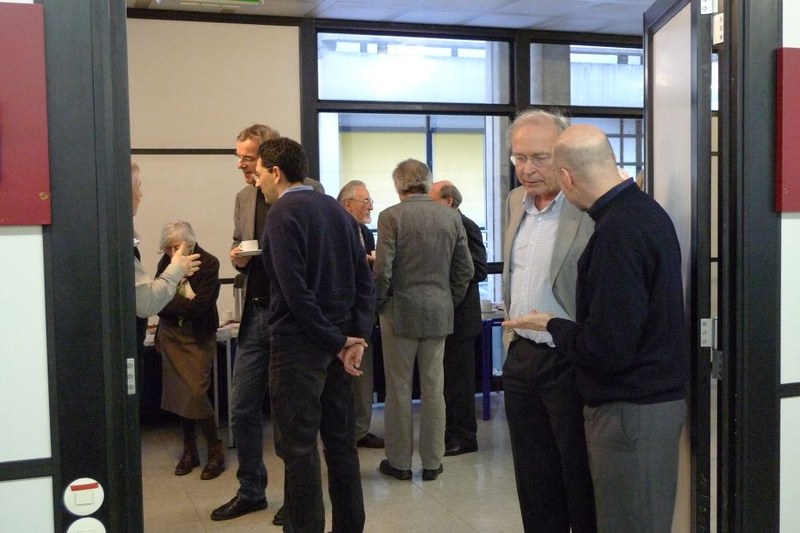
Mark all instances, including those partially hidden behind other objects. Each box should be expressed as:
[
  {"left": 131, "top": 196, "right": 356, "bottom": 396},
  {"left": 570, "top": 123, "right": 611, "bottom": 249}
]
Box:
[
  {"left": 236, "top": 123, "right": 280, "bottom": 144},
  {"left": 392, "top": 159, "right": 431, "bottom": 195},
  {"left": 159, "top": 220, "right": 196, "bottom": 252},
  {"left": 436, "top": 182, "right": 463, "bottom": 208},
  {"left": 506, "top": 108, "right": 569, "bottom": 147},
  {"left": 337, "top": 179, "right": 368, "bottom": 204}
]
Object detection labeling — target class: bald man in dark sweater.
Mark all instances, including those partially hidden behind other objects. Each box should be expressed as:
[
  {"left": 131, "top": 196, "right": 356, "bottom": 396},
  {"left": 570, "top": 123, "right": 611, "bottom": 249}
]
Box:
[{"left": 504, "top": 124, "right": 688, "bottom": 533}]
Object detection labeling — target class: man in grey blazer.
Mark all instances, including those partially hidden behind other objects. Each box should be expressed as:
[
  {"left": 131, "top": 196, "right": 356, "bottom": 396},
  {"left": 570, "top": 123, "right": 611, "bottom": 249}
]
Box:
[
  {"left": 374, "top": 159, "right": 473, "bottom": 482},
  {"left": 501, "top": 110, "right": 596, "bottom": 532},
  {"left": 213, "top": 124, "right": 282, "bottom": 523}
]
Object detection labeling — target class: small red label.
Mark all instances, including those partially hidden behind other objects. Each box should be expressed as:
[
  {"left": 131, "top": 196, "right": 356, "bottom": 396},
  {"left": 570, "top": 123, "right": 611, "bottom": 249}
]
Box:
[{"left": 70, "top": 482, "right": 100, "bottom": 492}]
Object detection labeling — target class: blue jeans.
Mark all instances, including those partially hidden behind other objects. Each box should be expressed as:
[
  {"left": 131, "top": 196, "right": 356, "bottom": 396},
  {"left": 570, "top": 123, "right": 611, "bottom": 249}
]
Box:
[
  {"left": 270, "top": 334, "right": 364, "bottom": 533},
  {"left": 230, "top": 303, "right": 271, "bottom": 502}
]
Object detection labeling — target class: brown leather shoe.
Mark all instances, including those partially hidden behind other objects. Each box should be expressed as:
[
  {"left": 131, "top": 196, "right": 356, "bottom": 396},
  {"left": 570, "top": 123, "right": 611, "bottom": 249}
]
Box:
[
  {"left": 379, "top": 459, "right": 412, "bottom": 480},
  {"left": 201, "top": 439, "right": 225, "bottom": 480},
  {"left": 356, "top": 432, "right": 385, "bottom": 448},
  {"left": 444, "top": 438, "right": 478, "bottom": 457},
  {"left": 174, "top": 440, "right": 200, "bottom": 476},
  {"left": 272, "top": 505, "right": 285, "bottom": 526},
  {"left": 210, "top": 495, "right": 267, "bottom": 521},
  {"left": 422, "top": 464, "right": 443, "bottom": 481}
]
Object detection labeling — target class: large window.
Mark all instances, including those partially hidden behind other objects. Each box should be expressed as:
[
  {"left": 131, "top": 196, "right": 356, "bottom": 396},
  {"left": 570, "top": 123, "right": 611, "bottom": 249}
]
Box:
[
  {"left": 531, "top": 44, "right": 644, "bottom": 107},
  {"left": 319, "top": 112, "right": 508, "bottom": 302},
  {"left": 318, "top": 33, "right": 511, "bottom": 104},
  {"left": 315, "top": 29, "right": 644, "bottom": 303}
]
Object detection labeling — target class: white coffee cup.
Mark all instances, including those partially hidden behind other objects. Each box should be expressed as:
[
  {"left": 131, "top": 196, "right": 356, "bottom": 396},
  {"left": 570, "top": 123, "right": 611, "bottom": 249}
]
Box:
[
  {"left": 480, "top": 299, "right": 493, "bottom": 313},
  {"left": 240, "top": 240, "right": 259, "bottom": 252}
]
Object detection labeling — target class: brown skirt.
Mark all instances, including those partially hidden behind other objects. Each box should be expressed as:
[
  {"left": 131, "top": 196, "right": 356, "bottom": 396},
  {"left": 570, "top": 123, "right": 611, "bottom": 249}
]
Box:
[{"left": 157, "top": 321, "right": 216, "bottom": 419}]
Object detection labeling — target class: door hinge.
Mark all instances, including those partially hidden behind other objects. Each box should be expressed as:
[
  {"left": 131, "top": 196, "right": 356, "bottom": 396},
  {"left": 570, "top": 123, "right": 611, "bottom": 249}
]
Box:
[
  {"left": 700, "top": 0, "right": 719, "bottom": 15},
  {"left": 701, "top": 317, "right": 723, "bottom": 379},
  {"left": 711, "top": 349, "right": 723, "bottom": 380},
  {"left": 127, "top": 358, "right": 136, "bottom": 395},
  {"left": 713, "top": 13, "right": 724, "bottom": 45},
  {"left": 700, "top": 317, "right": 714, "bottom": 348}
]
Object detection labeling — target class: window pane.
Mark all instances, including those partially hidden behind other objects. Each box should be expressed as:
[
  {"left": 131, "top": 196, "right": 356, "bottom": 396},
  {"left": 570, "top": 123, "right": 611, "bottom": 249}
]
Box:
[
  {"left": 570, "top": 117, "right": 644, "bottom": 176},
  {"left": 318, "top": 112, "right": 510, "bottom": 302},
  {"left": 531, "top": 44, "right": 644, "bottom": 107},
  {"left": 318, "top": 33, "right": 511, "bottom": 104}
]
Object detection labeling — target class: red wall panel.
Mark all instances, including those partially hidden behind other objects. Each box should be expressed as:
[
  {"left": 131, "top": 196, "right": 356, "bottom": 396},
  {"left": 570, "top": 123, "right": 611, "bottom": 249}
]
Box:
[
  {"left": 777, "top": 48, "right": 800, "bottom": 212},
  {"left": 0, "top": 3, "right": 51, "bottom": 225}
]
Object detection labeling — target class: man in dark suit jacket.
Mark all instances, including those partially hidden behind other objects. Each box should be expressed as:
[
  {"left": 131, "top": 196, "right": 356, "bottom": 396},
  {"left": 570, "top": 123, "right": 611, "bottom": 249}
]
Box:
[
  {"left": 337, "top": 179, "right": 385, "bottom": 450},
  {"left": 430, "top": 180, "right": 488, "bottom": 456},
  {"left": 212, "top": 124, "right": 281, "bottom": 523}
]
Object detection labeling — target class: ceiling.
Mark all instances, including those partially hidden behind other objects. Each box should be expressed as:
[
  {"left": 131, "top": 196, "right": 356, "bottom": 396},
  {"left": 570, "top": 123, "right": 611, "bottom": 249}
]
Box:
[{"left": 127, "top": 0, "right": 657, "bottom": 36}]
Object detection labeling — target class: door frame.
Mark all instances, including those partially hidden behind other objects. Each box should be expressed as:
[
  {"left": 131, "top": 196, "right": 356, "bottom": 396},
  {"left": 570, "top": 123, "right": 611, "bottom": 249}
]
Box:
[
  {"left": 42, "top": 0, "right": 141, "bottom": 530},
  {"left": 644, "top": 0, "right": 713, "bottom": 530},
  {"left": 717, "top": 0, "right": 781, "bottom": 530}
]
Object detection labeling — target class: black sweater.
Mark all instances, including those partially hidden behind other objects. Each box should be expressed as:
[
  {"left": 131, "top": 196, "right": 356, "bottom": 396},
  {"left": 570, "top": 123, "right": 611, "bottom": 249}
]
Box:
[
  {"left": 261, "top": 189, "right": 375, "bottom": 353},
  {"left": 548, "top": 181, "right": 688, "bottom": 406}
]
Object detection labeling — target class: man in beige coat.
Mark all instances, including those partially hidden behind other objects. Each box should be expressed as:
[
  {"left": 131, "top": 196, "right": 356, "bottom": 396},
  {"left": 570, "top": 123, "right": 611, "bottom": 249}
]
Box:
[
  {"left": 501, "top": 110, "right": 596, "bottom": 532},
  {"left": 374, "top": 158, "right": 474, "bottom": 482}
]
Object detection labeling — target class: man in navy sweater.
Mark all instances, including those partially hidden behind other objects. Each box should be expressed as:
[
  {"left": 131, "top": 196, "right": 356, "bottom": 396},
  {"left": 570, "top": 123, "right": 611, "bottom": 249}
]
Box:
[
  {"left": 504, "top": 124, "right": 688, "bottom": 532},
  {"left": 256, "top": 137, "right": 374, "bottom": 533}
]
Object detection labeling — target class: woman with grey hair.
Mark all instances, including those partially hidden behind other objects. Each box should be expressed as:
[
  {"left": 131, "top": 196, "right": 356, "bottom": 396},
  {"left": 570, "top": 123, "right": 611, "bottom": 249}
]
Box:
[{"left": 153, "top": 220, "right": 224, "bottom": 480}]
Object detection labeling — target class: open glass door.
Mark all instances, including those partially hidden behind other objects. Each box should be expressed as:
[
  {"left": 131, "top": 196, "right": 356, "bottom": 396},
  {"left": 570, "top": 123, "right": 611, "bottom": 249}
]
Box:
[{"left": 644, "top": 0, "right": 713, "bottom": 531}]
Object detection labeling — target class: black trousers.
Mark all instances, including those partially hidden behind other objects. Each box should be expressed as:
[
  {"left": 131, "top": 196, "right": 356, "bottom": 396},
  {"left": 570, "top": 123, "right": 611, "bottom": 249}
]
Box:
[
  {"left": 270, "top": 334, "right": 365, "bottom": 533},
  {"left": 443, "top": 334, "right": 478, "bottom": 443},
  {"left": 503, "top": 338, "right": 596, "bottom": 533}
]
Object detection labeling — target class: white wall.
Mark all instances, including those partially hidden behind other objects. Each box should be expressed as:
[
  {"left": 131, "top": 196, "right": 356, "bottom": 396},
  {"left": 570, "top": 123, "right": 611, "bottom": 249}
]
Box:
[
  {"left": 127, "top": 19, "right": 302, "bottom": 318},
  {"left": 0, "top": 228, "right": 53, "bottom": 530},
  {"left": 781, "top": 3, "right": 800, "bottom": 531}
]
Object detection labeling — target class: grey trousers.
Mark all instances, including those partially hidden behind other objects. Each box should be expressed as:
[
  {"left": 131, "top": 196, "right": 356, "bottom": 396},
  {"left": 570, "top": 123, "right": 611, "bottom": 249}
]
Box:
[
  {"left": 583, "top": 399, "right": 686, "bottom": 533},
  {"left": 380, "top": 314, "right": 446, "bottom": 470},
  {"left": 353, "top": 339, "right": 375, "bottom": 441}
]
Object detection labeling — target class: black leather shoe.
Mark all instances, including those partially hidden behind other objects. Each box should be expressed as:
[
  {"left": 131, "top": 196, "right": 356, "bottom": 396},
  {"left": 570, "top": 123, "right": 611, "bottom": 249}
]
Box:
[
  {"left": 422, "top": 464, "right": 444, "bottom": 481},
  {"left": 272, "top": 505, "right": 285, "bottom": 526},
  {"left": 444, "top": 438, "right": 478, "bottom": 457},
  {"left": 356, "top": 432, "right": 385, "bottom": 448},
  {"left": 379, "top": 459, "right": 412, "bottom": 480},
  {"left": 210, "top": 495, "right": 267, "bottom": 521}
]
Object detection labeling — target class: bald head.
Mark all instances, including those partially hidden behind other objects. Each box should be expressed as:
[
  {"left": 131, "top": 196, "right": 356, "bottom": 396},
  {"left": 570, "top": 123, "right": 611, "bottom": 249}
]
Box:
[
  {"left": 429, "top": 180, "right": 462, "bottom": 208},
  {"left": 553, "top": 124, "right": 624, "bottom": 210}
]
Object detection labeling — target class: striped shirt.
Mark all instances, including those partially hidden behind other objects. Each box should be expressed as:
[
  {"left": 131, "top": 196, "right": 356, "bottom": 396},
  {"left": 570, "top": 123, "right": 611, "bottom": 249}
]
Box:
[{"left": 509, "top": 191, "right": 570, "bottom": 346}]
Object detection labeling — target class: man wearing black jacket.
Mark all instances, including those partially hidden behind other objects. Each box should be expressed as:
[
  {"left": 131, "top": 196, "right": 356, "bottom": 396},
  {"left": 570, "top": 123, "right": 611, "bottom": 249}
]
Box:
[{"left": 430, "top": 180, "right": 488, "bottom": 456}]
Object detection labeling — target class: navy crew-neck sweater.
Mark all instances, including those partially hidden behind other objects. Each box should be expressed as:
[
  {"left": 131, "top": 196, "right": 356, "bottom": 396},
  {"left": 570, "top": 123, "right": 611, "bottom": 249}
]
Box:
[{"left": 547, "top": 181, "right": 688, "bottom": 407}]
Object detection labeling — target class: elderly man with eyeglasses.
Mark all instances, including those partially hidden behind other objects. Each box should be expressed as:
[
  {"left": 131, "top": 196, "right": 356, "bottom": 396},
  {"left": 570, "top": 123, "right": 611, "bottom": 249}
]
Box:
[
  {"left": 337, "top": 180, "right": 385, "bottom": 450},
  {"left": 501, "top": 109, "right": 597, "bottom": 532}
]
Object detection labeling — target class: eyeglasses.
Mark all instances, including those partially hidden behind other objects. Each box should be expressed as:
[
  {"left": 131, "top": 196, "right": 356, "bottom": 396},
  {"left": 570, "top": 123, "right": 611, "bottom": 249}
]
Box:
[
  {"left": 510, "top": 153, "right": 552, "bottom": 168},
  {"left": 235, "top": 154, "right": 258, "bottom": 164},
  {"left": 350, "top": 197, "right": 374, "bottom": 206}
]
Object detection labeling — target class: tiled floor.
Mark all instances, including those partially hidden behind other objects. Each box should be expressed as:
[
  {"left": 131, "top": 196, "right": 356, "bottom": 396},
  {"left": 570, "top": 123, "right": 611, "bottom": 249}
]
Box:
[{"left": 141, "top": 393, "right": 523, "bottom": 532}]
